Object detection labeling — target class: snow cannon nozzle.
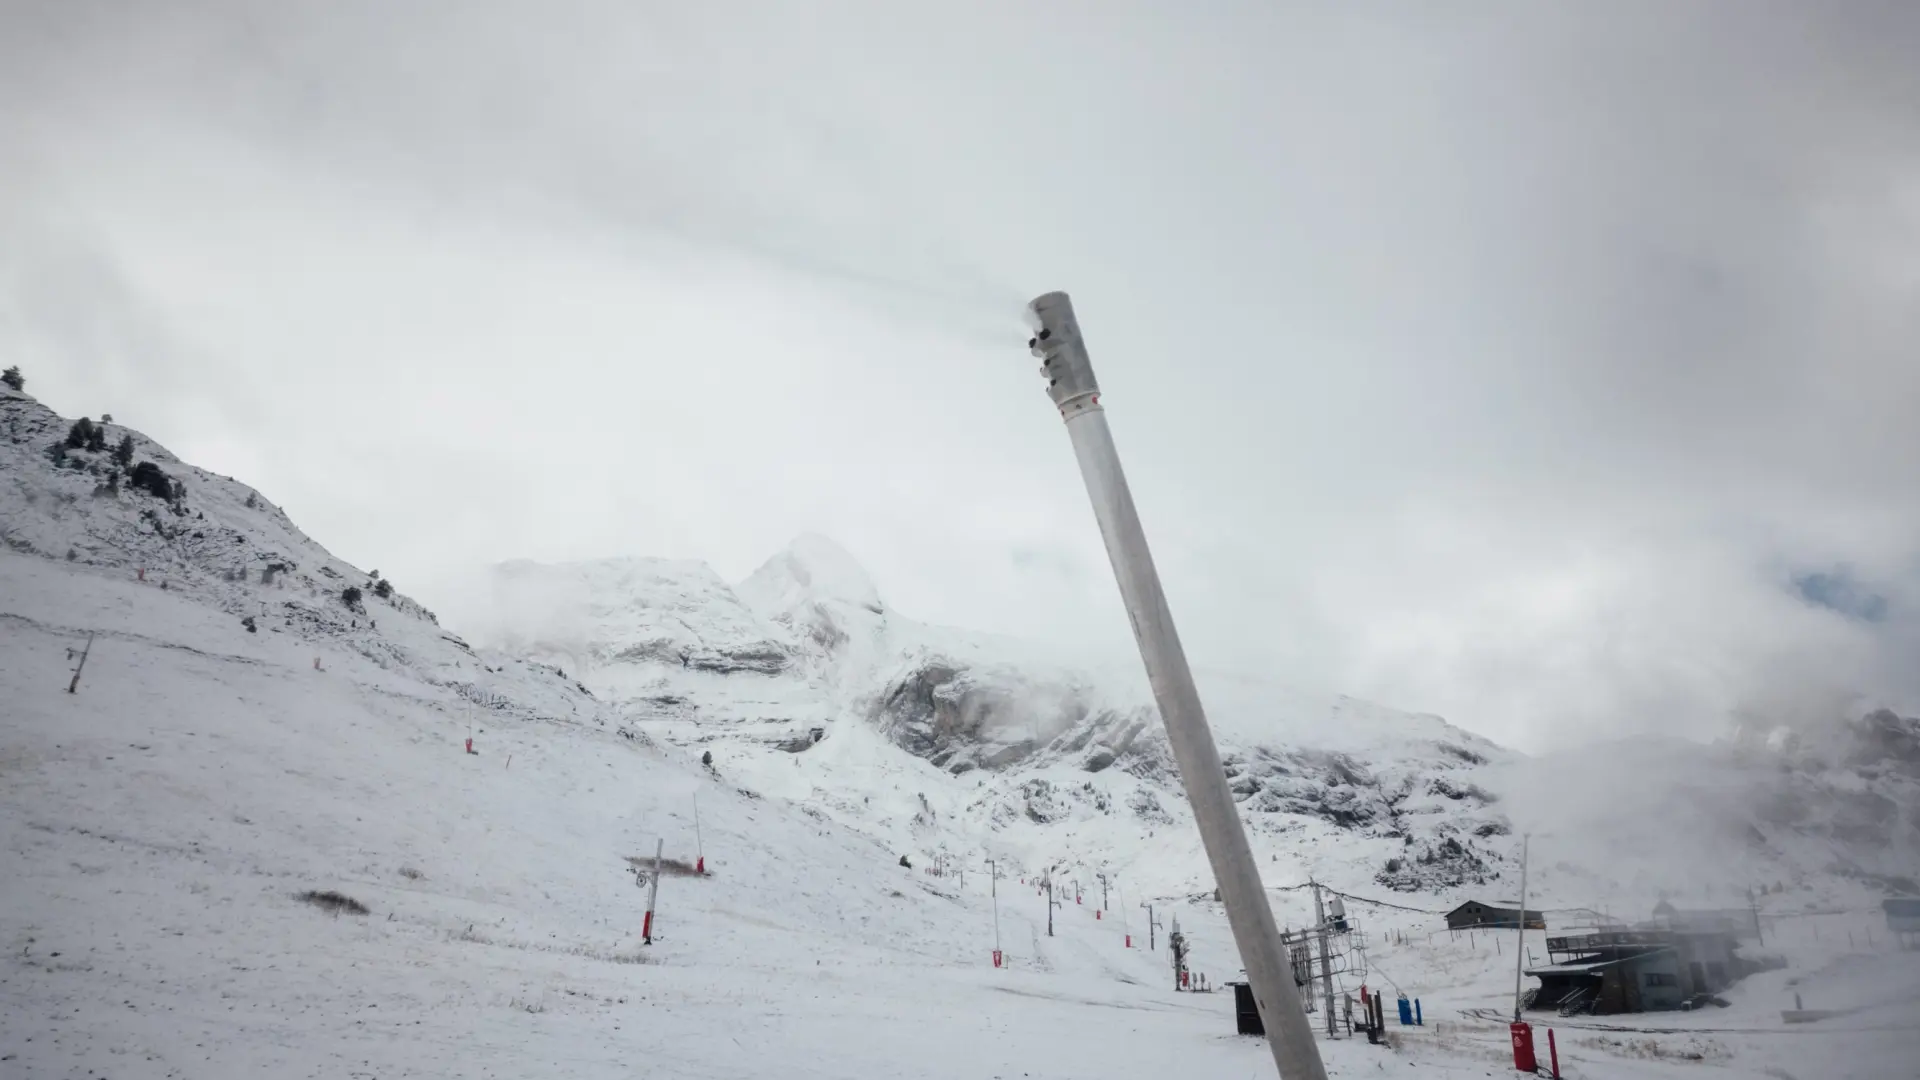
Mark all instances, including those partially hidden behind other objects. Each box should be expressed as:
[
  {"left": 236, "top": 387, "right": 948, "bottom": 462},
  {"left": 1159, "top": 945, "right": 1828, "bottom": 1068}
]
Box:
[{"left": 1026, "top": 291, "right": 1100, "bottom": 419}]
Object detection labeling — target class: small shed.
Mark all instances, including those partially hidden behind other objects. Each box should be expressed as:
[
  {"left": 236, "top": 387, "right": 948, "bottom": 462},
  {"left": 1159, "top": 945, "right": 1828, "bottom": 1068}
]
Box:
[
  {"left": 1228, "top": 982, "right": 1264, "bottom": 1036},
  {"left": 1446, "top": 900, "right": 1546, "bottom": 931}
]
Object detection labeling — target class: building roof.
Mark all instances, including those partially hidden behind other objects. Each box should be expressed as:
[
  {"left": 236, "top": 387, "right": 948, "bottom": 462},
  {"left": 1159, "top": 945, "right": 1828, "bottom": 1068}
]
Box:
[
  {"left": 1526, "top": 959, "right": 1625, "bottom": 976},
  {"left": 1446, "top": 901, "right": 1544, "bottom": 916},
  {"left": 1527, "top": 947, "right": 1673, "bottom": 977}
]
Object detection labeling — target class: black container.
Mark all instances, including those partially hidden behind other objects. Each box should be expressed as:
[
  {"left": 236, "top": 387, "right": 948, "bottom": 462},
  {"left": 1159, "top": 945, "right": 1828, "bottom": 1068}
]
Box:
[{"left": 1229, "top": 981, "right": 1264, "bottom": 1036}]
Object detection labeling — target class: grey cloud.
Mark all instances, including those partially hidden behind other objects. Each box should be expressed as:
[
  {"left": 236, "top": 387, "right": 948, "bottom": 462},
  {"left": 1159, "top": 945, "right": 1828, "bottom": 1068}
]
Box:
[{"left": 4, "top": 1, "right": 1918, "bottom": 750}]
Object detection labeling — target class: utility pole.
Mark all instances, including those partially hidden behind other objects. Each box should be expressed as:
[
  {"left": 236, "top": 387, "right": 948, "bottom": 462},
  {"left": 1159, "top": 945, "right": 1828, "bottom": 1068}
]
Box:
[
  {"left": 1024, "top": 292, "right": 1326, "bottom": 1080},
  {"left": 67, "top": 632, "right": 95, "bottom": 694},
  {"left": 1045, "top": 873, "right": 1055, "bottom": 937},
  {"left": 1142, "top": 902, "right": 1161, "bottom": 950},
  {"left": 1312, "top": 880, "right": 1336, "bottom": 1036},
  {"left": 1512, "top": 834, "right": 1530, "bottom": 1021},
  {"left": 1097, "top": 870, "right": 1110, "bottom": 911}
]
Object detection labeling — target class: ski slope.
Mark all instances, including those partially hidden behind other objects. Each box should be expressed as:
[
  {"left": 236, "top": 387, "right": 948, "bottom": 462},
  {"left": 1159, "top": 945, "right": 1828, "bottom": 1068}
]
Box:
[{"left": 6, "top": 552, "right": 1917, "bottom": 1079}]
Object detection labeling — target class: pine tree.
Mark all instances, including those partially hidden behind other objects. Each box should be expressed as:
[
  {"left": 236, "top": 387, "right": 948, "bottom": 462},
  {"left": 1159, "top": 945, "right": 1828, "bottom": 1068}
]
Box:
[
  {"left": 1, "top": 366, "right": 22, "bottom": 391},
  {"left": 115, "top": 434, "right": 135, "bottom": 467},
  {"left": 129, "top": 460, "right": 177, "bottom": 499},
  {"left": 65, "top": 417, "right": 96, "bottom": 449}
]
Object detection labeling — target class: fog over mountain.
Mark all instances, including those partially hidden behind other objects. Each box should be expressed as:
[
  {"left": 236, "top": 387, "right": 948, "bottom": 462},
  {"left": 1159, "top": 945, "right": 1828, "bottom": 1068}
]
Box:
[{"left": 7, "top": 2, "right": 1919, "bottom": 754}]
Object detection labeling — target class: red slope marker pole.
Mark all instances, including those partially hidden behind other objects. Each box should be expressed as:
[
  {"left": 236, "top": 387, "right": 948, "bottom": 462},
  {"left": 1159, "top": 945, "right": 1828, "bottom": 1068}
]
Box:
[{"left": 643, "top": 837, "right": 663, "bottom": 945}]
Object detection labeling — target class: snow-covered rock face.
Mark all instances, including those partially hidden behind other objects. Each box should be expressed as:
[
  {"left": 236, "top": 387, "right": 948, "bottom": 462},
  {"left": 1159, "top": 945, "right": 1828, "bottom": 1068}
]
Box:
[
  {"left": 866, "top": 661, "right": 1154, "bottom": 776},
  {"left": 738, "top": 531, "right": 884, "bottom": 620},
  {"left": 459, "top": 528, "right": 1532, "bottom": 895},
  {"left": 488, "top": 557, "right": 795, "bottom": 676}
]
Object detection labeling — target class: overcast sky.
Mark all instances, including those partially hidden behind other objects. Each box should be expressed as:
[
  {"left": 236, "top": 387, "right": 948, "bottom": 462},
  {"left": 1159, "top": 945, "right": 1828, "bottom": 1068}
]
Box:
[{"left": 4, "top": 1, "right": 1917, "bottom": 751}]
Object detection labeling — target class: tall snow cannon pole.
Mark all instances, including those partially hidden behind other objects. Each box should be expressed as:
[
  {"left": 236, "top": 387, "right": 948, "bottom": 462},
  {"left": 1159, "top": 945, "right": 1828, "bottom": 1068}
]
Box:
[{"left": 1024, "top": 292, "right": 1328, "bottom": 1080}]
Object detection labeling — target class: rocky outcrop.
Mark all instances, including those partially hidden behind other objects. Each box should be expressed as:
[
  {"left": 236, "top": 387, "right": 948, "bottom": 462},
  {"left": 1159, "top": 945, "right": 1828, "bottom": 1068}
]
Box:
[
  {"left": 1374, "top": 830, "right": 1504, "bottom": 892},
  {"left": 1846, "top": 709, "right": 1920, "bottom": 774},
  {"left": 871, "top": 662, "right": 1039, "bottom": 774},
  {"left": 869, "top": 659, "right": 1160, "bottom": 776}
]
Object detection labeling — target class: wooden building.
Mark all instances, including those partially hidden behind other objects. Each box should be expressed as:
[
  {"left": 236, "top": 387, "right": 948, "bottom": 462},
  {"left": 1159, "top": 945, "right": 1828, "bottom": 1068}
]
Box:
[{"left": 1445, "top": 899, "right": 1546, "bottom": 931}]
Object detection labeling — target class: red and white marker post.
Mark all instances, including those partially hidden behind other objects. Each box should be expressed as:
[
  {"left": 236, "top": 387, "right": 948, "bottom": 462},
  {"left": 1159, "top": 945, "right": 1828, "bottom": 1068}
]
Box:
[{"left": 642, "top": 838, "right": 663, "bottom": 944}]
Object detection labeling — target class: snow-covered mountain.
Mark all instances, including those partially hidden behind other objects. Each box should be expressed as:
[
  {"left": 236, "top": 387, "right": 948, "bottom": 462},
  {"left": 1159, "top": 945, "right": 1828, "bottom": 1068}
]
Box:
[
  {"left": 458, "top": 520, "right": 1920, "bottom": 914},
  {"left": 7, "top": 379, "right": 1915, "bottom": 917}
]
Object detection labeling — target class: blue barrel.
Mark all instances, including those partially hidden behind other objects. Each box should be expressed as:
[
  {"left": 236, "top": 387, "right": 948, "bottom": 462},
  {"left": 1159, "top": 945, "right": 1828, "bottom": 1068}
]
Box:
[{"left": 1397, "top": 995, "right": 1413, "bottom": 1025}]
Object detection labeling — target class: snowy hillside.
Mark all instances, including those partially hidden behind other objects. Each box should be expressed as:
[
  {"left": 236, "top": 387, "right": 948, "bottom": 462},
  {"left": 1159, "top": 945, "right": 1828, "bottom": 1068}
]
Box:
[
  {"left": 5, "top": 384, "right": 1918, "bottom": 1078},
  {"left": 0, "top": 383, "right": 601, "bottom": 730}
]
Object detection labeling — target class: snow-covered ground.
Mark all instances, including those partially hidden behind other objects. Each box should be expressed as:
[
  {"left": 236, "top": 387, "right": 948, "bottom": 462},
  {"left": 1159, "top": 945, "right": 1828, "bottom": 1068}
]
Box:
[
  {"left": 5, "top": 385, "right": 1918, "bottom": 1078},
  {"left": 11, "top": 554, "right": 1914, "bottom": 1079}
]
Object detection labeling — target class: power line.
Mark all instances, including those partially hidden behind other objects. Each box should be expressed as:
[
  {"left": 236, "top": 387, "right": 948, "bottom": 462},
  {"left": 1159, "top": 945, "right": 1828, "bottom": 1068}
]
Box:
[
  {"left": 1265, "top": 881, "right": 1446, "bottom": 915},
  {"left": 1326, "top": 889, "right": 1447, "bottom": 915}
]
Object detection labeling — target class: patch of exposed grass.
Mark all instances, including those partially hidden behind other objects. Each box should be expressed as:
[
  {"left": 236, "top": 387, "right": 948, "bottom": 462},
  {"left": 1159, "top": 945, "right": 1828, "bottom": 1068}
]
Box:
[
  {"left": 625, "top": 854, "right": 707, "bottom": 877},
  {"left": 297, "top": 889, "right": 370, "bottom": 916}
]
